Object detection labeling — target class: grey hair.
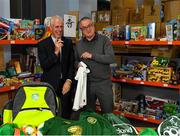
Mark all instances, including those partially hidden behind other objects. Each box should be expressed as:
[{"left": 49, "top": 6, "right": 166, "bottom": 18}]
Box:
[
  {"left": 79, "top": 16, "right": 92, "bottom": 26},
  {"left": 50, "top": 15, "right": 63, "bottom": 27}
]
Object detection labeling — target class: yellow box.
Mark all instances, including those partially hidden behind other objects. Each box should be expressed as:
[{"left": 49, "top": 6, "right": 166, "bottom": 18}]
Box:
[{"left": 147, "top": 67, "right": 172, "bottom": 83}]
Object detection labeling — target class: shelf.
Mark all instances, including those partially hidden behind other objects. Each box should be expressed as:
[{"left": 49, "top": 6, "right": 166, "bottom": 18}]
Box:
[
  {"left": 173, "top": 41, "right": 180, "bottom": 45},
  {"left": 0, "top": 85, "right": 20, "bottom": 93},
  {"left": 113, "top": 110, "right": 162, "bottom": 124},
  {"left": 112, "top": 77, "right": 180, "bottom": 89},
  {"left": 96, "top": 105, "right": 162, "bottom": 124},
  {"left": 112, "top": 40, "right": 180, "bottom": 46},
  {"left": 0, "top": 40, "right": 38, "bottom": 45}
]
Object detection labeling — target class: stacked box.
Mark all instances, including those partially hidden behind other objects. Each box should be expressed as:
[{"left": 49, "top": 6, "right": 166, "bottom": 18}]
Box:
[
  {"left": 111, "top": 9, "right": 129, "bottom": 25},
  {"left": 164, "top": 0, "right": 180, "bottom": 22},
  {"left": 147, "top": 67, "right": 172, "bottom": 83}
]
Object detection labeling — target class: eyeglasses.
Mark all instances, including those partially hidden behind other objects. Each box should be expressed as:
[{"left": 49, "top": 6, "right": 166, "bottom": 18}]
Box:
[{"left": 81, "top": 23, "right": 94, "bottom": 31}]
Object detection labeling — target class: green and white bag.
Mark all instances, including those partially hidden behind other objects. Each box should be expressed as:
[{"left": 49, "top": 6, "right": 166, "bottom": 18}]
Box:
[
  {"left": 158, "top": 113, "right": 180, "bottom": 136},
  {"left": 103, "top": 113, "right": 138, "bottom": 135}
]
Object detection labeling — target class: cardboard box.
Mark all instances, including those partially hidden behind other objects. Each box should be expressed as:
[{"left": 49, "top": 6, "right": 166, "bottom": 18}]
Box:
[
  {"left": 164, "top": 0, "right": 180, "bottom": 21},
  {"left": 155, "top": 22, "right": 161, "bottom": 38},
  {"left": 111, "top": 0, "right": 137, "bottom": 10},
  {"left": 111, "top": 9, "right": 129, "bottom": 25},
  {"left": 0, "top": 46, "right": 4, "bottom": 70},
  {"left": 114, "top": 55, "right": 121, "bottom": 66},
  {"left": 113, "top": 45, "right": 128, "bottom": 54},
  {"left": 94, "top": 22, "right": 110, "bottom": 31},
  {"left": 143, "top": 0, "right": 154, "bottom": 6},
  {"left": 160, "top": 22, "right": 166, "bottom": 37},
  {"left": 144, "top": 5, "right": 161, "bottom": 23},
  {"left": 129, "top": 8, "right": 144, "bottom": 24},
  {"left": 0, "top": 92, "right": 16, "bottom": 111},
  {"left": 151, "top": 46, "right": 180, "bottom": 58},
  {"left": 97, "top": 11, "right": 111, "bottom": 23},
  {"left": 0, "top": 93, "right": 9, "bottom": 111}
]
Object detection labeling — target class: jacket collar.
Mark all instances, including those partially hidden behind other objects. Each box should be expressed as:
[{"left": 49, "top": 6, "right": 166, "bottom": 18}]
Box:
[{"left": 83, "top": 33, "right": 98, "bottom": 42}]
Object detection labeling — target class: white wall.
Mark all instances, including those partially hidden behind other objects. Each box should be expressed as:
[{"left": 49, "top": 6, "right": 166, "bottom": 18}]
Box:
[
  {"left": 0, "top": 0, "right": 11, "bottom": 65},
  {"left": 69, "top": 0, "right": 79, "bottom": 11},
  {"left": 79, "top": 0, "right": 97, "bottom": 19},
  {"left": 0, "top": 0, "right": 10, "bottom": 18},
  {"left": 46, "top": 0, "right": 97, "bottom": 20},
  {"left": 46, "top": 0, "right": 69, "bottom": 17}
]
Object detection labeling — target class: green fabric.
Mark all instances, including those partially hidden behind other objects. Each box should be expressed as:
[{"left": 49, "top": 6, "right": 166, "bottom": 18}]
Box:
[
  {"left": 0, "top": 124, "right": 15, "bottom": 135},
  {"left": 139, "top": 128, "right": 158, "bottom": 136},
  {"left": 41, "top": 111, "right": 117, "bottom": 135},
  {"left": 0, "top": 123, "right": 25, "bottom": 135},
  {"left": 158, "top": 114, "right": 180, "bottom": 136},
  {"left": 103, "top": 113, "right": 138, "bottom": 135},
  {"left": 103, "top": 113, "right": 130, "bottom": 124}
]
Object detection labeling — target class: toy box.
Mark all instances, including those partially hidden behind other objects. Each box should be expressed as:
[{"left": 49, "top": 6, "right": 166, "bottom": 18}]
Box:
[
  {"left": 131, "top": 26, "right": 147, "bottom": 40},
  {"left": 119, "top": 100, "right": 139, "bottom": 114},
  {"left": 147, "top": 67, "right": 172, "bottom": 83}
]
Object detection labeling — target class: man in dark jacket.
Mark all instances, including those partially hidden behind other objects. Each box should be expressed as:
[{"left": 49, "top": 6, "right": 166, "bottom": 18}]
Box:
[
  {"left": 75, "top": 17, "right": 115, "bottom": 113},
  {"left": 38, "top": 15, "right": 74, "bottom": 119}
]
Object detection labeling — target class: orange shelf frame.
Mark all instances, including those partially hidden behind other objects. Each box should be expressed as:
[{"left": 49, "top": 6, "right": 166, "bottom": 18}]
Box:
[
  {"left": 112, "top": 40, "right": 180, "bottom": 46},
  {"left": 97, "top": 104, "right": 162, "bottom": 124},
  {"left": 0, "top": 85, "right": 20, "bottom": 93},
  {"left": 173, "top": 41, "right": 180, "bottom": 45},
  {"left": 113, "top": 110, "right": 162, "bottom": 124},
  {"left": 111, "top": 77, "right": 180, "bottom": 89},
  {"left": 0, "top": 40, "right": 38, "bottom": 45}
]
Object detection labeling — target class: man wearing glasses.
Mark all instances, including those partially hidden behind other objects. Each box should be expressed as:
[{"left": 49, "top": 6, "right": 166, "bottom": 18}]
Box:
[{"left": 74, "top": 17, "right": 115, "bottom": 114}]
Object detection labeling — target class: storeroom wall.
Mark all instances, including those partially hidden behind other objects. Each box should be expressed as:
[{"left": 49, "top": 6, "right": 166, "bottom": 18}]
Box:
[
  {"left": 46, "top": 0, "right": 69, "bottom": 17},
  {"left": 0, "top": 0, "right": 11, "bottom": 68},
  {"left": 46, "top": 0, "right": 97, "bottom": 20},
  {"left": 79, "top": 0, "right": 97, "bottom": 19}
]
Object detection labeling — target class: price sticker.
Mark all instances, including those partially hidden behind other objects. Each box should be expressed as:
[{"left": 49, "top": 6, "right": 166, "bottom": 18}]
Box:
[
  {"left": 10, "top": 40, "right": 15, "bottom": 44},
  {"left": 163, "top": 84, "right": 168, "bottom": 87},
  {"left": 121, "top": 113, "right": 125, "bottom": 116},
  {"left": 143, "top": 118, "right": 147, "bottom": 121},
  {"left": 168, "top": 41, "right": 172, "bottom": 45},
  {"left": 122, "top": 79, "right": 126, "bottom": 82},
  {"left": 10, "top": 86, "right": 15, "bottom": 90},
  {"left": 125, "top": 41, "right": 129, "bottom": 44},
  {"left": 140, "top": 82, "right": 144, "bottom": 84}
]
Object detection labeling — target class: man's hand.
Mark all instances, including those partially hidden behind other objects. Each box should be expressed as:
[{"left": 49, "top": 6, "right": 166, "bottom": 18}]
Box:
[
  {"left": 81, "top": 52, "right": 92, "bottom": 60},
  {"left": 62, "top": 79, "right": 72, "bottom": 95},
  {"left": 54, "top": 38, "right": 64, "bottom": 56}
]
